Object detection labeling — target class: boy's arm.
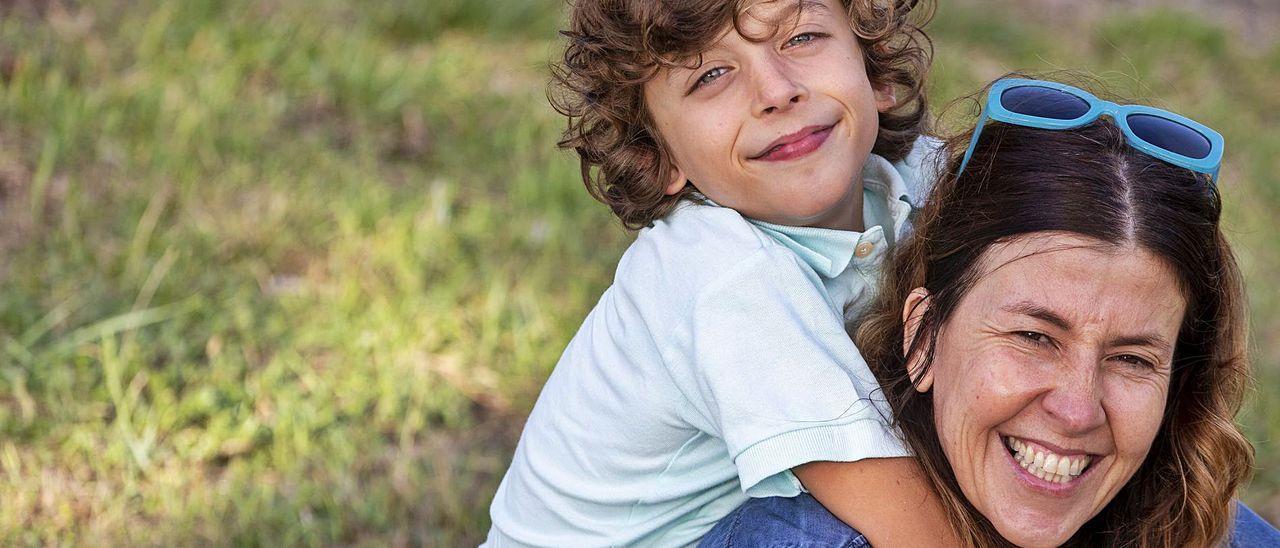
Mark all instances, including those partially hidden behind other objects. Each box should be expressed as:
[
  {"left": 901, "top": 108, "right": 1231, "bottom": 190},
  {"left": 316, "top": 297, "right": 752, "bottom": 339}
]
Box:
[
  {"left": 795, "top": 457, "right": 962, "bottom": 547},
  {"left": 662, "top": 241, "right": 957, "bottom": 543}
]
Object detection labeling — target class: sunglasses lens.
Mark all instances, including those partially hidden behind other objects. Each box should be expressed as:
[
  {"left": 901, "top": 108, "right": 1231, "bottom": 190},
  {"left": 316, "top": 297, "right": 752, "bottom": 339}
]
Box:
[
  {"left": 1000, "top": 85, "right": 1091, "bottom": 120},
  {"left": 1126, "top": 113, "right": 1213, "bottom": 160}
]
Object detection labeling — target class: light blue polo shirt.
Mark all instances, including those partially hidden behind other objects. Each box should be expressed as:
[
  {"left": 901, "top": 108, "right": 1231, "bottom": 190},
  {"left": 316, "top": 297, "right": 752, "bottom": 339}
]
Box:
[{"left": 486, "top": 138, "right": 941, "bottom": 547}]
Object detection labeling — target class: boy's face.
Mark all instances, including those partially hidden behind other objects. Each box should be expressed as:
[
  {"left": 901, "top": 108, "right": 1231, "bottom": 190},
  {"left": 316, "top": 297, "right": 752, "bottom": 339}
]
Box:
[{"left": 643, "top": 0, "right": 894, "bottom": 231}]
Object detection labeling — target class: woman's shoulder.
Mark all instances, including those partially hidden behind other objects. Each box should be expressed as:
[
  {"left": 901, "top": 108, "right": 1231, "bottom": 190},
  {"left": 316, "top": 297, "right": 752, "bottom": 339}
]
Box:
[{"left": 1229, "top": 501, "right": 1280, "bottom": 547}]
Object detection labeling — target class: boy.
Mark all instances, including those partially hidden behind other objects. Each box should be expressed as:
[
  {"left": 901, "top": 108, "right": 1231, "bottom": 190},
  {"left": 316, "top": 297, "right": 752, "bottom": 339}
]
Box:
[{"left": 487, "top": 0, "right": 955, "bottom": 545}]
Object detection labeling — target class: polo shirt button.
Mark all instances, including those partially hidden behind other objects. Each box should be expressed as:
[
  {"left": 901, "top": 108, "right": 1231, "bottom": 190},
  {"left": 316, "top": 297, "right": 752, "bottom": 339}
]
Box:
[{"left": 854, "top": 242, "right": 874, "bottom": 258}]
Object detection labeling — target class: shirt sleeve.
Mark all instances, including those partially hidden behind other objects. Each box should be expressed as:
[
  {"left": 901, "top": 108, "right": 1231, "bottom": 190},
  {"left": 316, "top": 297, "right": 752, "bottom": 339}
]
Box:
[{"left": 660, "top": 245, "right": 909, "bottom": 498}]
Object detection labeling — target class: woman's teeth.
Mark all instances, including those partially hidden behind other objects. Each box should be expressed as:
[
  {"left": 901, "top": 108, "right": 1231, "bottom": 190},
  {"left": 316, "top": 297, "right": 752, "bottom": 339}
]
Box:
[{"left": 1005, "top": 436, "right": 1092, "bottom": 485}]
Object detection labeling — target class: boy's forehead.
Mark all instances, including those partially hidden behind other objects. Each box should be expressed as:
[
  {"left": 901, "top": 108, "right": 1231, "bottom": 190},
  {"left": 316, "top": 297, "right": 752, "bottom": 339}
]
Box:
[
  {"left": 669, "top": 0, "right": 834, "bottom": 69},
  {"left": 746, "top": 0, "right": 831, "bottom": 20}
]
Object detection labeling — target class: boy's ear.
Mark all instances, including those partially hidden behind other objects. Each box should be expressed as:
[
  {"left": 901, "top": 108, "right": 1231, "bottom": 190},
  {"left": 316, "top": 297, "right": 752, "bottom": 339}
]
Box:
[
  {"left": 901, "top": 287, "right": 933, "bottom": 393},
  {"left": 874, "top": 82, "right": 897, "bottom": 113},
  {"left": 663, "top": 165, "right": 688, "bottom": 196}
]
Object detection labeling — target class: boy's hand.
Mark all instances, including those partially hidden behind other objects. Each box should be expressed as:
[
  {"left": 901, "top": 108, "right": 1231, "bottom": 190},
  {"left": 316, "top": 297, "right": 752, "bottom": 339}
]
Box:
[{"left": 794, "top": 457, "right": 963, "bottom": 547}]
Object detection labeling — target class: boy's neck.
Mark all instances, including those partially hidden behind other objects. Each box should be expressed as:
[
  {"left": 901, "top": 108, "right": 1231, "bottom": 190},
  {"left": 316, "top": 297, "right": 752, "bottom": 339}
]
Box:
[{"left": 808, "top": 179, "right": 865, "bottom": 232}]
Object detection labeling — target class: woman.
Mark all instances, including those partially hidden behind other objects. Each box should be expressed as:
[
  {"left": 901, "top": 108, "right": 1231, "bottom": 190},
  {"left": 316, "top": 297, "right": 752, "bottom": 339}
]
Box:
[{"left": 702, "top": 78, "right": 1280, "bottom": 546}]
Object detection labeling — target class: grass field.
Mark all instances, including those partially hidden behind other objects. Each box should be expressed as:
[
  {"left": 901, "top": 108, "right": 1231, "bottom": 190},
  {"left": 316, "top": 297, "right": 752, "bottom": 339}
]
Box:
[{"left": 1, "top": 0, "right": 1277, "bottom": 544}]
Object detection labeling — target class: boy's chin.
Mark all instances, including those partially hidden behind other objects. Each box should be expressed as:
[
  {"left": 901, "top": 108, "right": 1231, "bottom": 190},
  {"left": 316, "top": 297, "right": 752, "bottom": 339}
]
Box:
[{"left": 778, "top": 193, "right": 862, "bottom": 227}]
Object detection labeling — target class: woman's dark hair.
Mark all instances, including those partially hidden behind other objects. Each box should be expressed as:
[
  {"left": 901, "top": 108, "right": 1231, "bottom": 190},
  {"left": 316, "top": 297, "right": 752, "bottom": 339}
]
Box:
[{"left": 854, "top": 83, "right": 1253, "bottom": 546}]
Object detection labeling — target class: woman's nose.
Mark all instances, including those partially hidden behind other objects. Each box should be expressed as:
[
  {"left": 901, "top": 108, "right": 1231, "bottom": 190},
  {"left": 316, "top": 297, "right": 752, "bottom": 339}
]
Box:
[
  {"left": 1041, "top": 361, "right": 1107, "bottom": 434},
  {"left": 752, "top": 56, "right": 806, "bottom": 116}
]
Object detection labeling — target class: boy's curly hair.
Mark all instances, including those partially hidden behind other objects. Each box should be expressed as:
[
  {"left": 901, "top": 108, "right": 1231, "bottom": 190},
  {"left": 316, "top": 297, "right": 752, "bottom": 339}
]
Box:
[{"left": 551, "top": 0, "right": 934, "bottom": 229}]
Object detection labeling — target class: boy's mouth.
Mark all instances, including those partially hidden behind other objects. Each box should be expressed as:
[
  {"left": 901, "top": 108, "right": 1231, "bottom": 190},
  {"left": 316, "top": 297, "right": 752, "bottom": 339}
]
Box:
[{"left": 750, "top": 122, "right": 837, "bottom": 162}]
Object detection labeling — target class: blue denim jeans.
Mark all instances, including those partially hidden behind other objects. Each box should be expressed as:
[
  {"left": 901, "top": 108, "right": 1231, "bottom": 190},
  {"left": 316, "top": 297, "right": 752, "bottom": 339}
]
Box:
[{"left": 699, "top": 493, "right": 1280, "bottom": 547}]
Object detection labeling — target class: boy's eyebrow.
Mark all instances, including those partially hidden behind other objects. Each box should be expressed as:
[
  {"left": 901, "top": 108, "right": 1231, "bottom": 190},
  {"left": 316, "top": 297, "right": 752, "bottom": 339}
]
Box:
[
  {"left": 745, "top": 0, "right": 830, "bottom": 30},
  {"left": 665, "top": 55, "right": 709, "bottom": 84},
  {"left": 797, "top": 0, "right": 831, "bottom": 17},
  {"left": 770, "top": 0, "right": 832, "bottom": 23}
]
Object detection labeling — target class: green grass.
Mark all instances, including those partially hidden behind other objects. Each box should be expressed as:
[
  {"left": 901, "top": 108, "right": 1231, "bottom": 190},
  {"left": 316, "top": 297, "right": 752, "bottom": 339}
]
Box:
[{"left": 0, "top": 0, "right": 1276, "bottom": 544}]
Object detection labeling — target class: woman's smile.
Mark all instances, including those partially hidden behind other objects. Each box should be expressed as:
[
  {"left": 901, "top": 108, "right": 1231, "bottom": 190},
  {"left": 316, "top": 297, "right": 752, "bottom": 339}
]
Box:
[{"left": 1000, "top": 434, "right": 1099, "bottom": 496}]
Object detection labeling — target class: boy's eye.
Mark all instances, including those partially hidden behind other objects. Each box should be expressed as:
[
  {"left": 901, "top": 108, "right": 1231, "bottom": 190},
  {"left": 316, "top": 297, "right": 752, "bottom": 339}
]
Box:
[
  {"left": 690, "top": 67, "right": 730, "bottom": 92},
  {"left": 783, "top": 32, "right": 826, "bottom": 48}
]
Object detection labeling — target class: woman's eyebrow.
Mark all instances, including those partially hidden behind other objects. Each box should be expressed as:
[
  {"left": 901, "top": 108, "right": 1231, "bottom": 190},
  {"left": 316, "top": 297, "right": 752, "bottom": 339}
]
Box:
[
  {"left": 1001, "top": 300, "right": 1174, "bottom": 352},
  {"left": 1000, "top": 301, "right": 1071, "bottom": 331},
  {"left": 1109, "top": 334, "right": 1173, "bottom": 353}
]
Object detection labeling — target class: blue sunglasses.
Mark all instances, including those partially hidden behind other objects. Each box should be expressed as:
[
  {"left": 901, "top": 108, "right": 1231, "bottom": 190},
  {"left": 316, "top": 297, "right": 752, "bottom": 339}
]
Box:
[{"left": 958, "top": 78, "right": 1224, "bottom": 183}]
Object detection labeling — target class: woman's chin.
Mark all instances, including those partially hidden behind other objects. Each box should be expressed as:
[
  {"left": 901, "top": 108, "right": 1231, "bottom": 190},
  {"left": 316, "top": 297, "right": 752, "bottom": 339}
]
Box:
[
  {"left": 987, "top": 504, "right": 1079, "bottom": 548},
  {"left": 995, "top": 523, "right": 1072, "bottom": 548}
]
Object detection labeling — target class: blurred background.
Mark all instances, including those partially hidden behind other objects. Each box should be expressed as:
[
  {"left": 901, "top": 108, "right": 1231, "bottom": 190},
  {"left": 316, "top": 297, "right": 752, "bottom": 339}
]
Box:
[{"left": 0, "top": 0, "right": 1276, "bottom": 544}]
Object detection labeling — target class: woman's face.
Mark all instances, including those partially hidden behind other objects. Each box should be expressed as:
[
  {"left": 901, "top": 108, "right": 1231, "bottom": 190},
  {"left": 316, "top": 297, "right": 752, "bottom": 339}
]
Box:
[{"left": 908, "top": 232, "right": 1185, "bottom": 547}]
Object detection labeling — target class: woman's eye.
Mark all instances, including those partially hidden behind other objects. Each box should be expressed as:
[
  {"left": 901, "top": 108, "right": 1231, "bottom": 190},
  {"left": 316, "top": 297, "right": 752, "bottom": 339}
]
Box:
[
  {"left": 1016, "top": 331, "right": 1050, "bottom": 345},
  {"left": 691, "top": 67, "right": 729, "bottom": 91},
  {"left": 1114, "top": 354, "right": 1156, "bottom": 369},
  {"left": 784, "top": 32, "right": 826, "bottom": 48}
]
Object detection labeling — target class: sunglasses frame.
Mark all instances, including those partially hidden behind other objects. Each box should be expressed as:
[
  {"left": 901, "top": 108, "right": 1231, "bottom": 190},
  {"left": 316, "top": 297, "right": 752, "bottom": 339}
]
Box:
[{"left": 958, "top": 78, "right": 1224, "bottom": 182}]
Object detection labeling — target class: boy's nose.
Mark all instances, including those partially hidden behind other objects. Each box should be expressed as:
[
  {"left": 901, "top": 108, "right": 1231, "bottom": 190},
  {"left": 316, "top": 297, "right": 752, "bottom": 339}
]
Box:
[{"left": 752, "top": 58, "right": 806, "bottom": 116}]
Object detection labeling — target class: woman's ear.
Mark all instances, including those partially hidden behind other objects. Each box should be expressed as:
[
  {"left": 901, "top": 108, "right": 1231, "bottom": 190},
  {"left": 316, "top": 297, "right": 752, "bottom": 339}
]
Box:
[{"left": 902, "top": 287, "right": 933, "bottom": 393}]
